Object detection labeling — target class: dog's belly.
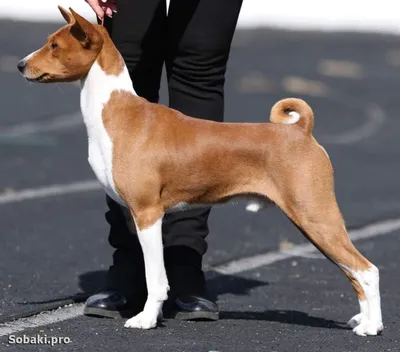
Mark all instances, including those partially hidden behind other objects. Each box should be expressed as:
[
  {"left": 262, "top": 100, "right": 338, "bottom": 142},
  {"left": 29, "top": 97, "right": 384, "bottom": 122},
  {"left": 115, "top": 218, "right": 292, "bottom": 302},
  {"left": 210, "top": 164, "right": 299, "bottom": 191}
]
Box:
[{"left": 167, "top": 196, "right": 271, "bottom": 213}]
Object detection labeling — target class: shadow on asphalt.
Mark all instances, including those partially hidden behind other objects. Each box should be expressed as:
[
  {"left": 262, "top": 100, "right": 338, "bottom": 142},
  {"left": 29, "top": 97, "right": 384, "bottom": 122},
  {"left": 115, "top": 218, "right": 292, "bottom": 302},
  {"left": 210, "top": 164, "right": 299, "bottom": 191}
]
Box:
[
  {"left": 220, "top": 310, "right": 346, "bottom": 330},
  {"left": 16, "top": 270, "right": 108, "bottom": 307},
  {"left": 19, "top": 269, "right": 269, "bottom": 305},
  {"left": 207, "top": 270, "right": 269, "bottom": 301},
  {"left": 11, "top": 270, "right": 346, "bottom": 331}
]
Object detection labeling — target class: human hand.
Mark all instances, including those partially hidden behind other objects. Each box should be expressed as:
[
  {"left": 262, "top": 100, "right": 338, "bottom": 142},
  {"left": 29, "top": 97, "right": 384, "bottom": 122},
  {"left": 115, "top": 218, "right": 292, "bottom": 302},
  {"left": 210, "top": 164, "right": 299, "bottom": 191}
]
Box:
[{"left": 85, "top": 0, "right": 117, "bottom": 20}]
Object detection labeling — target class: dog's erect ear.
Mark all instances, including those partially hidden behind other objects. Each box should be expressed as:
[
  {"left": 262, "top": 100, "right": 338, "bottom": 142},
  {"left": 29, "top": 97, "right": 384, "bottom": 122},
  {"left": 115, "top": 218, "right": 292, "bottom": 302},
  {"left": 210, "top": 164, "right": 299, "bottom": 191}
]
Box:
[
  {"left": 58, "top": 6, "right": 74, "bottom": 24},
  {"left": 69, "top": 8, "right": 103, "bottom": 49}
]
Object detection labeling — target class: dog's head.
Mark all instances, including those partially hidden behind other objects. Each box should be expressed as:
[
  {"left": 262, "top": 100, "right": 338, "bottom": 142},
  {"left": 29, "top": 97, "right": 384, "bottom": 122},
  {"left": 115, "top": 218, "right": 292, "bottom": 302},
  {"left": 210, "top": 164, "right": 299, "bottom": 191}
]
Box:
[{"left": 17, "top": 6, "right": 103, "bottom": 83}]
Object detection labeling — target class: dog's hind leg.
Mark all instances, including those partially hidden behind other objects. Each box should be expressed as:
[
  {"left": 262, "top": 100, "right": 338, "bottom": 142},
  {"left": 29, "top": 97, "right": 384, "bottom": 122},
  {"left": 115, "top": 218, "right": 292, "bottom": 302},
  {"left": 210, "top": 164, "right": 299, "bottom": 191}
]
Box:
[
  {"left": 124, "top": 205, "right": 169, "bottom": 329},
  {"left": 291, "top": 211, "right": 382, "bottom": 336},
  {"left": 272, "top": 147, "right": 383, "bottom": 336}
]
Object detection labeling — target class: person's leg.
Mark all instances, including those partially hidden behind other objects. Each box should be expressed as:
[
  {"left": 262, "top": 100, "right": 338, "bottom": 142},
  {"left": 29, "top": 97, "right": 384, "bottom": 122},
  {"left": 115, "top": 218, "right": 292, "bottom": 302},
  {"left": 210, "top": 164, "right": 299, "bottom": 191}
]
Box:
[
  {"left": 105, "top": 0, "right": 166, "bottom": 102},
  {"left": 163, "top": 0, "right": 243, "bottom": 318},
  {"left": 166, "top": 0, "right": 243, "bottom": 119},
  {"left": 84, "top": 0, "right": 166, "bottom": 318}
]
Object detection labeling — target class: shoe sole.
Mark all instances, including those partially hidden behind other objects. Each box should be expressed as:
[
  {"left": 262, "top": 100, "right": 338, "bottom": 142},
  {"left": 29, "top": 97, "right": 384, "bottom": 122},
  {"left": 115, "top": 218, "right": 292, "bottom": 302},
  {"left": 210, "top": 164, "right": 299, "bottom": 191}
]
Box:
[
  {"left": 83, "top": 306, "right": 135, "bottom": 319},
  {"left": 84, "top": 306, "right": 219, "bottom": 321},
  {"left": 172, "top": 310, "right": 219, "bottom": 321}
]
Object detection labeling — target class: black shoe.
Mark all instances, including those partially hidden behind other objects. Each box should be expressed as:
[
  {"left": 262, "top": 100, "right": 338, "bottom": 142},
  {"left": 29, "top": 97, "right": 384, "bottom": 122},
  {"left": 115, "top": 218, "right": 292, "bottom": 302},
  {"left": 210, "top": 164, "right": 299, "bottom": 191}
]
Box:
[
  {"left": 84, "top": 290, "right": 219, "bottom": 321},
  {"left": 169, "top": 294, "right": 219, "bottom": 321},
  {"left": 164, "top": 263, "right": 219, "bottom": 321},
  {"left": 84, "top": 291, "right": 139, "bottom": 319}
]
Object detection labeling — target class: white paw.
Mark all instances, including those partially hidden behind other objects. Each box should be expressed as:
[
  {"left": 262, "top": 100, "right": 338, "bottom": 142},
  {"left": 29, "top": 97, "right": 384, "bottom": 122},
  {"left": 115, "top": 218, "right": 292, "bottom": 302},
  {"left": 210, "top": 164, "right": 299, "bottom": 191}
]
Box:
[
  {"left": 124, "top": 311, "right": 158, "bottom": 330},
  {"left": 351, "top": 317, "right": 383, "bottom": 336}
]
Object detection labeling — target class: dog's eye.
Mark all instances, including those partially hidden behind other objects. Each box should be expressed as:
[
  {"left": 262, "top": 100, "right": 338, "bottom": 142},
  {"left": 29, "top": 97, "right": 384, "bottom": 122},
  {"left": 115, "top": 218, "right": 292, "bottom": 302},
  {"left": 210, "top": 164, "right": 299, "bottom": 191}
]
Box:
[{"left": 51, "top": 42, "right": 58, "bottom": 49}]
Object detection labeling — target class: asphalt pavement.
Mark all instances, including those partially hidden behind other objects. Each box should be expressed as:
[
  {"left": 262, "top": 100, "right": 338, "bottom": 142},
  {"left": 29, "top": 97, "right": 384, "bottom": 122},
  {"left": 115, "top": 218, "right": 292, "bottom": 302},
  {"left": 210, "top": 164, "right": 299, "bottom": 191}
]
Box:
[{"left": 0, "top": 20, "right": 400, "bottom": 351}]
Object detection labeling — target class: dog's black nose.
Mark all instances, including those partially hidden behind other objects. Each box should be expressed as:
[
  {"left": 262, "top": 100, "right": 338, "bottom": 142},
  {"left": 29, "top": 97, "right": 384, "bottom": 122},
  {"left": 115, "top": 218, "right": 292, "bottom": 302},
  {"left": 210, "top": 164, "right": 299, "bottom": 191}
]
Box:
[{"left": 17, "top": 60, "right": 26, "bottom": 73}]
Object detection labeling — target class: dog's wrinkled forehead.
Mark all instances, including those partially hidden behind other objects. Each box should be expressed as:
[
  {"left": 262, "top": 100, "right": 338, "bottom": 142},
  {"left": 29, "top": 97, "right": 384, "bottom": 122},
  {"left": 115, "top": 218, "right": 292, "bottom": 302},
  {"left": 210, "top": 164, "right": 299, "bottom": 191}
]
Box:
[
  {"left": 43, "top": 6, "right": 83, "bottom": 48},
  {"left": 46, "top": 25, "right": 80, "bottom": 48}
]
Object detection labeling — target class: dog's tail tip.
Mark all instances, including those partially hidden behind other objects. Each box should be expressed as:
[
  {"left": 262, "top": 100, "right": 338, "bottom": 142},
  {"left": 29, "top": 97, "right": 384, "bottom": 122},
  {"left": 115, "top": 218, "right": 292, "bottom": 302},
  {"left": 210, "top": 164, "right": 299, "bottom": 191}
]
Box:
[{"left": 270, "top": 98, "right": 314, "bottom": 134}]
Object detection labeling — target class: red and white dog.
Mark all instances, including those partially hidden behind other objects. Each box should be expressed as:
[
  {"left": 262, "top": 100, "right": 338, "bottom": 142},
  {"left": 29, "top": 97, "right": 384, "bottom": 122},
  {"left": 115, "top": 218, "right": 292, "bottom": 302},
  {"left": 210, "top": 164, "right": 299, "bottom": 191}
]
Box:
[{"left": 18, "top": 7, "right": 383, "bottom": 336}]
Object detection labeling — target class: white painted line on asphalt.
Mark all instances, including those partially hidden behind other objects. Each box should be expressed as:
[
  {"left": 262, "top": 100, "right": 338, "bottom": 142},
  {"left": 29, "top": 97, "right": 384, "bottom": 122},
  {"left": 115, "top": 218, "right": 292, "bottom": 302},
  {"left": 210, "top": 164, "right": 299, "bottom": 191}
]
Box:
[
  {"left": 321, "top": 103, "right": 386, "bottom": 145},
  {"left": 0, "top": 216, "right": 399, "bottom": 336},
  {"left": 0, "top": 55, "right": 19, "bottom": 73},
  {"left": 0, "top": 112, "right": 83, "bottom": 138},
  {"left": 282, "top": 76, "right": 329, "bottom": 97},
  {"left": 318, "top": 60, "right": 364, "bottom": 79},
  {"left": 214, "top": 217, "right": 400, "bottom": 275},
  {"left": 0, "top": 305, "right": 84, "bottom": 337},
  {"left": 0, "top": 180, "right": 101, "bottom": 205}
]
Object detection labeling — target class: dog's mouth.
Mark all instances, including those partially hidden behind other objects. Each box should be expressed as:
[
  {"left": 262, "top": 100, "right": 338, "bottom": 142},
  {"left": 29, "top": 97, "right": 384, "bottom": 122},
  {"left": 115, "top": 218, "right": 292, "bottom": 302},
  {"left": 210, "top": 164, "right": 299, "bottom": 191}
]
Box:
[{"left": 26, "top": 72, "right": 50, "bottom": 82}]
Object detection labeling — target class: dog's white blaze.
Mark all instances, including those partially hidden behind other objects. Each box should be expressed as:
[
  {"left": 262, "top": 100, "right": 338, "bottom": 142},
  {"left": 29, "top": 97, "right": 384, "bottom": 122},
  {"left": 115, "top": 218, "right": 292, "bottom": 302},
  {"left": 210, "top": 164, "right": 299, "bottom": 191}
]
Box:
[
  {"left": 22, "top": 49, "right": 40, "bottom": 62},
  {"left": 80, "top": 61, "right": 135, "bottom": 206},
  {"left": 283, "top": 111, "right": 301, "bottom": 124},
  {"left": 125, "top": 217, "right": 169, "bottom": 329},
  {"left": 341, "top": 264, "right": 383, "bottom": 335}
]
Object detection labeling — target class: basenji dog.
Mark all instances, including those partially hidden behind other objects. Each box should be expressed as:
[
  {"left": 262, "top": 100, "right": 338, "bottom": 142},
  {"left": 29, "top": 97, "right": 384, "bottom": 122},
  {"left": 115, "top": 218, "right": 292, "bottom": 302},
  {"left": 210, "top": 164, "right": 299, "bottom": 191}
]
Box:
[{"left": 17, "top": 6, "right": 383, "bottom": 336}]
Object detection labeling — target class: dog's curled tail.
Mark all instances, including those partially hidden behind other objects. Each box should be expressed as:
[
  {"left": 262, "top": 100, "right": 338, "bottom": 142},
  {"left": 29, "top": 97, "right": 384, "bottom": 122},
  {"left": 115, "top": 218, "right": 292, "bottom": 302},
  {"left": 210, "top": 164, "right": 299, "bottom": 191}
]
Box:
[{"left": 270, "top": 98, "right": 314, "bottom": 134}]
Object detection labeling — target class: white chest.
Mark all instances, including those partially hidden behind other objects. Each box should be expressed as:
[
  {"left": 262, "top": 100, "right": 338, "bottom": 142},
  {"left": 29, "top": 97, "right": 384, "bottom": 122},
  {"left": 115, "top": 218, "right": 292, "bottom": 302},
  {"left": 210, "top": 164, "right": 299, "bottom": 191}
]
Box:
[{"left": 80, "top": 62, "right": 136, "bottom": 206}]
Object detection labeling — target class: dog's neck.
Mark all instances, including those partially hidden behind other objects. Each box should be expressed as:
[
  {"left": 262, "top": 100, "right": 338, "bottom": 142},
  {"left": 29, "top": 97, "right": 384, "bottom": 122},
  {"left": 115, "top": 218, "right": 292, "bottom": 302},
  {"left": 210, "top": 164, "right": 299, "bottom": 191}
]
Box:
[{"left": 79, "top": 26, "right": 137, "bottom": 130}]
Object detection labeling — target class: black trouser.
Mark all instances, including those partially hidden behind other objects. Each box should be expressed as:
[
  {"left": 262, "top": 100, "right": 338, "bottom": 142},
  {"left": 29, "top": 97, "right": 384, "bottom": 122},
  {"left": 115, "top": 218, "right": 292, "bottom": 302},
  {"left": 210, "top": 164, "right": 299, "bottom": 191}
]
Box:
[{"left": 103, "top": 0, "right": 243, "bottom": 300}]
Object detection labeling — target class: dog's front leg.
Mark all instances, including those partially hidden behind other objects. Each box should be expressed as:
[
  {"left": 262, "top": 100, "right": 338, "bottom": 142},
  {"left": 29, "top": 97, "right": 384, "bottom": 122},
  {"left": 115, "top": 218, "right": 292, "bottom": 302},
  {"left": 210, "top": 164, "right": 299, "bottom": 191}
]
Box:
[{"left": 124, "top": 207, "right": 169, "bottom": 329}]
